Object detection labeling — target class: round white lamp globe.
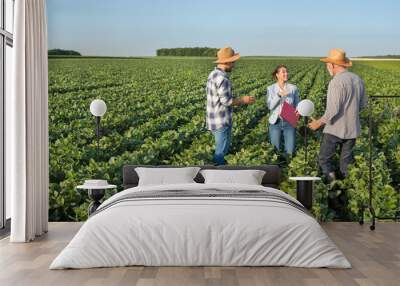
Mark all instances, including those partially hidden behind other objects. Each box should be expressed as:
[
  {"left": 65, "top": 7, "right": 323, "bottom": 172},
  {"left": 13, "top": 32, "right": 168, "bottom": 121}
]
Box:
[
  {"left": 297, "top": 99, "right": 315, "bottom": 117},
  {"left": 90, "top": 99, "right": 107, "bottom": 117}
]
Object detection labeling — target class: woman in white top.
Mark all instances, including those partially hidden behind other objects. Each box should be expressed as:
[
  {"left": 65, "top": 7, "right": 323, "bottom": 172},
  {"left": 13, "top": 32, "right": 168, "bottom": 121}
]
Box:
[{"left": 266, "top": 65, "right": 300, "bottom": 155}]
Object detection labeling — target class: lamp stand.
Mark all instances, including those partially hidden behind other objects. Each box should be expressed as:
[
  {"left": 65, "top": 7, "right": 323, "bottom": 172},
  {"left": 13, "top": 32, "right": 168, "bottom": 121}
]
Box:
[
  {"left": 95, "top": 116, "right": 101, "bottom": 161},
  {"left": 304, "top": 116, "right": 308, "bottom": 174}
]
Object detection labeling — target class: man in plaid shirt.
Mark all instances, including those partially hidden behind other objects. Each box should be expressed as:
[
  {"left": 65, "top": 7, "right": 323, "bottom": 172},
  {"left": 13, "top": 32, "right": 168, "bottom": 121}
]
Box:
[{"left": 206, "top": 47, "right": 255, "bottom": 165}]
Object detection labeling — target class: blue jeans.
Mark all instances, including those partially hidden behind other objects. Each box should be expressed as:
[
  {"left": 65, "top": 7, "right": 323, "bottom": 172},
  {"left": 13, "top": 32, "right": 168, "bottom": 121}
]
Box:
[
  {"left": 269, "top": 119, "right": 296, "bottom": 155},
  {"left": 211, "top": 125, "right": 232, "bottom": 165}
]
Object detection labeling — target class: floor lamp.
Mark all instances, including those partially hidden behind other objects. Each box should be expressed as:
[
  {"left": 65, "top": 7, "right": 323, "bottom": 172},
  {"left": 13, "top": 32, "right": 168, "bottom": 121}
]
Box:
[
  {"left": 297, "top": 99, "right": 315, "bottom": 169},
  {"left": 288, "top": 100, "right": 319, "bottom": 210},
  {"left": 83, "top": 99, "right": 108, "bottom": 215}
]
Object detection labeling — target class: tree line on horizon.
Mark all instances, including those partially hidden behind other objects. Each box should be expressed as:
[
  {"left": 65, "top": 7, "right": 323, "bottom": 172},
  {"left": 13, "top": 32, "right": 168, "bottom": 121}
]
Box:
[
  {"left": 47, "top": 48, "right": 400, "bottom": 59},
  {"left": 48, "top": 49, "right": 81, "bottom": 56},
  {"left": 156, "top": 47, "right": 218, "bottom": 57}
]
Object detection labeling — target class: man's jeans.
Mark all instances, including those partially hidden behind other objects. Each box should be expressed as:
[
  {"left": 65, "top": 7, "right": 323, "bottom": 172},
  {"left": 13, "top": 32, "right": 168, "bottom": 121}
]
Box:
[
  {"left": 269, "top": 119, "right": 296, "bottom": 155},
  {"left": 319, "top": 133, "right": 356, "bottom": 178},
  {"left": 211, "top": 125, "right": 232, "bottom": 165}
]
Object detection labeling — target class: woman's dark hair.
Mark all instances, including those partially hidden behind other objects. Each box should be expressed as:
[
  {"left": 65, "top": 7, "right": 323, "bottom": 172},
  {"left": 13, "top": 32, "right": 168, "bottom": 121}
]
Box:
[{"left": 272, "top": 64, "right": 288, "bottom": 80}]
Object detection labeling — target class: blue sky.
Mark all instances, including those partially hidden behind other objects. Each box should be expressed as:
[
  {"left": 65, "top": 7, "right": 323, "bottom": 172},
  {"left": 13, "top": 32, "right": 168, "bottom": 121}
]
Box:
[{"left": 47, "top": 0, "right": 400, "bottom": 57}]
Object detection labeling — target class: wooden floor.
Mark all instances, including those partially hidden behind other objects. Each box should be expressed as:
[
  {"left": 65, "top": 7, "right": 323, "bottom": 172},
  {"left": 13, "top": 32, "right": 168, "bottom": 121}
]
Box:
[{"left": 0, "top": 222, "right": 399, "bottom": 286}]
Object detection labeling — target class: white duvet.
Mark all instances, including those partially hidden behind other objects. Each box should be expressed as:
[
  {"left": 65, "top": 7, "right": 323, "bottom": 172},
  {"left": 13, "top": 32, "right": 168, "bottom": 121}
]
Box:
[{"left": 50, "top": 183, "right": 351, "bottom": 269}]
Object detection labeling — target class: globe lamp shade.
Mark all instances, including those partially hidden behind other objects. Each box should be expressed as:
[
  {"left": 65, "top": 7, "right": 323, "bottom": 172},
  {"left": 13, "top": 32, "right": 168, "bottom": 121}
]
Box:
[
  {"left": 90, "top": 99, "right": 107, "bottom": 117},
  {"left": 297, "top": 99, "right": 315, "bottom": 117}
]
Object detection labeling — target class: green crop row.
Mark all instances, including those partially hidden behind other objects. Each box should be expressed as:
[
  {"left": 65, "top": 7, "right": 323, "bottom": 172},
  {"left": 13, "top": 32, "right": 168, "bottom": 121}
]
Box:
[{"left": 48, "top": 57, "right": 400, "bottom": 222}]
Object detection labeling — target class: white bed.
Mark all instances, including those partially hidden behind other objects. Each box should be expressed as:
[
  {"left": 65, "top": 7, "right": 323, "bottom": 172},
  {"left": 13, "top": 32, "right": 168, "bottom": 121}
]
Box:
[{"left": 50, "top": 183, "right": 351, "bottom": 269}]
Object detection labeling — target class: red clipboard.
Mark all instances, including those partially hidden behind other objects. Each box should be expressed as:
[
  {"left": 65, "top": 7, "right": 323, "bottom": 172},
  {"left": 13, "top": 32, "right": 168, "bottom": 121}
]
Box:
[{"left": 280, "top": 101, "right": 300, "bottom": 128}]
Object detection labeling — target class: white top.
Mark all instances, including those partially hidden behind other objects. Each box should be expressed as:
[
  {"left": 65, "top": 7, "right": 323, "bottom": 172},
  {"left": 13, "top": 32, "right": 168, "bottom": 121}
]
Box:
[
  {"left": 76, "top": 184, "right": 117, "bottom": 190},
  {"left": 289, "top": 177, "right": 321, "bottom": 181},
  {"left": 266, "top": 83, "right": 300, "bottom": 124}
]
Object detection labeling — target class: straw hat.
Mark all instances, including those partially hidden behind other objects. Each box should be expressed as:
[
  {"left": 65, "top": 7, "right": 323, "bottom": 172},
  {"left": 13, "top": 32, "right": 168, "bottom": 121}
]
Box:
[
  {"left": 214, "top": 47, "right": 241, "bottom": 64},
  {"left": 320, "top": 48, "right": 352, "bottom": 67}
]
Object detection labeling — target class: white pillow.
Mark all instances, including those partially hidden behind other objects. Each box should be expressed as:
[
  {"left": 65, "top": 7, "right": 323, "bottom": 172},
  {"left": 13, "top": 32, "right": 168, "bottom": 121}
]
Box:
[
  {"left": 135, "top": 167, "right": 200, "bottom": 186},
  {"left": 200, "top": 169, "right": 266, "bottom": 185}
]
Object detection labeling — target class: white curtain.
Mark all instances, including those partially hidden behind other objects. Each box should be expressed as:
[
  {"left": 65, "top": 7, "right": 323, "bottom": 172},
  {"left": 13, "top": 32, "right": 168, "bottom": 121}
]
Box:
[{"left": 6, "top": 0, "right": 49, "bottom": 242}]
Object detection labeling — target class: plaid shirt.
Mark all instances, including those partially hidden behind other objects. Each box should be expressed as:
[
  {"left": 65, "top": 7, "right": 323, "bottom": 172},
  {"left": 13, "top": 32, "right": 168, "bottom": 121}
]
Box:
[{"left": 205, "top": 68, "right": 233, "bottom": 130}]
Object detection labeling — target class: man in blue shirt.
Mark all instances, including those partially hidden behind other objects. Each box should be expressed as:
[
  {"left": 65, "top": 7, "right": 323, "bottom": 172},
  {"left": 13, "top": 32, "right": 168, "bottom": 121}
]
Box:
[{"left": 206, "top": 47, "right": 255, "bottom": 165}]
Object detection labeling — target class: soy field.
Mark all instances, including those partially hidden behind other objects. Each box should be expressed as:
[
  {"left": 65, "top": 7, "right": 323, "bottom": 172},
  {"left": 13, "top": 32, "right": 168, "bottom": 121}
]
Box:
[{"left": 48, "top": 57, "right": 400, "bottom": 221}]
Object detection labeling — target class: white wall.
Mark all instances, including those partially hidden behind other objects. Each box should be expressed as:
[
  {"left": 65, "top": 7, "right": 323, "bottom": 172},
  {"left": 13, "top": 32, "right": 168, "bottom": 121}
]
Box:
[{"left": 5, "top": 44, "right": 12, "bottom": 219}]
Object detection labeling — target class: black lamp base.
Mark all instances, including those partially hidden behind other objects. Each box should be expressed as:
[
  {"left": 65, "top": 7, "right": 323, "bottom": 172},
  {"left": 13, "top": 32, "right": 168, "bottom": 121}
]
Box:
[
  {"left": 296, "top": 180, "right": 313, "bottom": 210},
  {"left": 87, "top": 189, "right": 105, "bottom": 216}
]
